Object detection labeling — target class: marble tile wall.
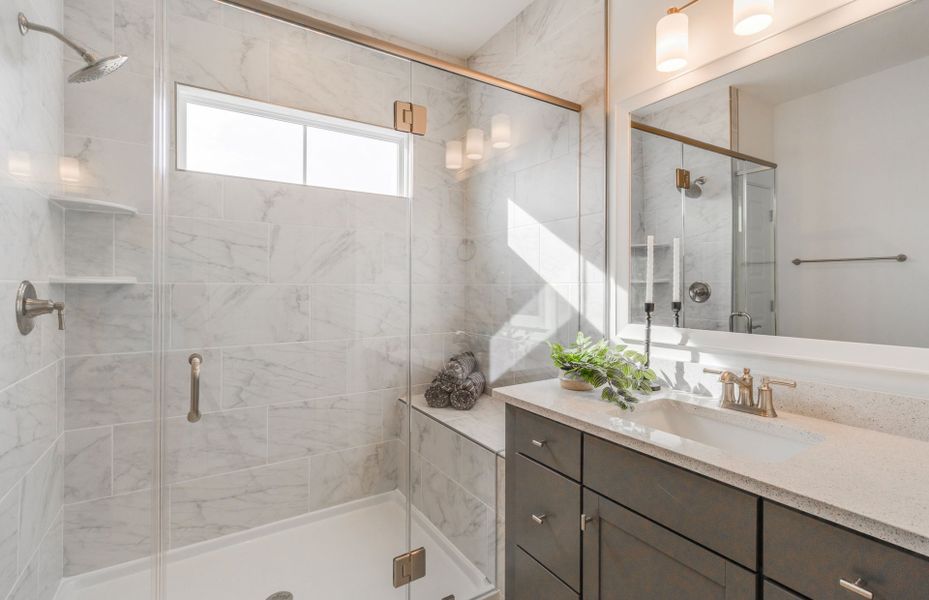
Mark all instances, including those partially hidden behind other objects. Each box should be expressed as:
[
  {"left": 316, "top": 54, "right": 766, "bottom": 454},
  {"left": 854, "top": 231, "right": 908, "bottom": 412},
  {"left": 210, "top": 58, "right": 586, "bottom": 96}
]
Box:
[
  {"left": 465, "top": 0, "right": 607, "bottom": 390},
  {"left": 1, "top": 0, "right": 68, "bottom": 597}
]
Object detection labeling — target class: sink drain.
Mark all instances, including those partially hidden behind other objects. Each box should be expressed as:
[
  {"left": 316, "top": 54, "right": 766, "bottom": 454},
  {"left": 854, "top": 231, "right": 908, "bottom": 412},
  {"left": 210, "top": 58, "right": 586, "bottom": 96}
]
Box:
[{"left": 266, "top": 593, "right": 293, "bottom": 600}]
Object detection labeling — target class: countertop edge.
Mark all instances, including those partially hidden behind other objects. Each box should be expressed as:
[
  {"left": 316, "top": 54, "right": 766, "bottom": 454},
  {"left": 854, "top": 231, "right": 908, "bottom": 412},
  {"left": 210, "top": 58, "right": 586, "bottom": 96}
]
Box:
[{"left": 498, "top": 391, "right": 929, "bottom": 558}]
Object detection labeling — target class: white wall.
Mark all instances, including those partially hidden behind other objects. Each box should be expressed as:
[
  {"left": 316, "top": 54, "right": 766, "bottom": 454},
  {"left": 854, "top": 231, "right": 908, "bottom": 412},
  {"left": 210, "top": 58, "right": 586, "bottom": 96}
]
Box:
[{"left": 775, "top": 54, "right": 929, "bottom": 346}]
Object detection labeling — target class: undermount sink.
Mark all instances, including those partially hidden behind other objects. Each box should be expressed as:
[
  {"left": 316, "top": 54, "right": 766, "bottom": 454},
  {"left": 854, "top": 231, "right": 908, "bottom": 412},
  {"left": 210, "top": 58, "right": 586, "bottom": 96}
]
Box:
[{"left": 616, "top": 398, "right": 822, "bottom": 462}]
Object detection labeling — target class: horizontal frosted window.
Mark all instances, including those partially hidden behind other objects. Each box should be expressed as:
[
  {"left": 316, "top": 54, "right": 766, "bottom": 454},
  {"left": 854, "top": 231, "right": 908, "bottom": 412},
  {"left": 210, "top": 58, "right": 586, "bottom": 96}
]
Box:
[{"left": 177, "top": 85, "right": 407, "bottom": 197}]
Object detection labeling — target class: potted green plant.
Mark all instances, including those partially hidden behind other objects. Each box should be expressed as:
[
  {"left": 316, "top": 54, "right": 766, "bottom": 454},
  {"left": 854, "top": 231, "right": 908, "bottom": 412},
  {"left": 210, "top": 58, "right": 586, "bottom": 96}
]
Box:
[{"left": 548, "top": 332, "right": 658, "bottom": 410}]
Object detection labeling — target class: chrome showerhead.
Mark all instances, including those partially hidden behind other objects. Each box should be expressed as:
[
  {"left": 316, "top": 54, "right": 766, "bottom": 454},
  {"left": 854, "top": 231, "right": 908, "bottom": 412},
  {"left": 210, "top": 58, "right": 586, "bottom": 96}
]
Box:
[
  {"left": 18, "top": 13, "right": 128, "bottom": 83},
  {"left": 68, "top": 55, "right": 129, "bottom": 83}
]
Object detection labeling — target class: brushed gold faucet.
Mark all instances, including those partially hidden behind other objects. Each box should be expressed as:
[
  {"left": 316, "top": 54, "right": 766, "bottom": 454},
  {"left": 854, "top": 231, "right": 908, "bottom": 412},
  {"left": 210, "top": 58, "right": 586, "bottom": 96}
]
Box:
[{"left": 704, "top": 367, "right": 795, "bottom": 418}]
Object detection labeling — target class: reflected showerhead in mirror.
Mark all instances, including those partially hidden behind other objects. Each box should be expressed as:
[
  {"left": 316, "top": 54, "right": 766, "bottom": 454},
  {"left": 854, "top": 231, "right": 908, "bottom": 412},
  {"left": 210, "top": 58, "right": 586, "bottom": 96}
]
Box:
[
  {"left": 17, "top": 12, "right": 128, "bottom": 83},
  {"left": 684, "top": 176, "right": 706, "bottom": 199}
]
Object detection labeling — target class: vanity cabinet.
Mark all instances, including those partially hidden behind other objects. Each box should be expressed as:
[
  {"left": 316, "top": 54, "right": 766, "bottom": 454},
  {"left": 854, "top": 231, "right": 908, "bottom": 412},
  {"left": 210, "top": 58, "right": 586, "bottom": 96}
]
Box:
[{"left": 506, "top": 405, "right": 929, "bottom": 600}]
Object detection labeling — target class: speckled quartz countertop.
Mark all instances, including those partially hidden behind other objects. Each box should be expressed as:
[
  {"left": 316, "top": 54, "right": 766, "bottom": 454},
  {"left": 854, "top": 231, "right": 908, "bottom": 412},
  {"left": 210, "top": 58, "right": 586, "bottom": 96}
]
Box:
[{"left": 494, "top": 379, "right": 929, "bottom": 557}]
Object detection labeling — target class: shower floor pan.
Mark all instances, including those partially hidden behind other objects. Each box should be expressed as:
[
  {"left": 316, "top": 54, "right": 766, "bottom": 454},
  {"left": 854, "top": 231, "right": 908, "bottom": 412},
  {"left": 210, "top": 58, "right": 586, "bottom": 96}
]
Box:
[{"left": 56, "top": 491, "right": 495, "bottom": 600}]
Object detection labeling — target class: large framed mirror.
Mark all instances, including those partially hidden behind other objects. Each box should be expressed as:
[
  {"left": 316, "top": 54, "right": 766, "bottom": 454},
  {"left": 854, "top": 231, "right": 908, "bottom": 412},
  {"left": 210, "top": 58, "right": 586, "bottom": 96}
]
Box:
[{"left": 616, "top": 0, "right": 929, "bottom": 364}]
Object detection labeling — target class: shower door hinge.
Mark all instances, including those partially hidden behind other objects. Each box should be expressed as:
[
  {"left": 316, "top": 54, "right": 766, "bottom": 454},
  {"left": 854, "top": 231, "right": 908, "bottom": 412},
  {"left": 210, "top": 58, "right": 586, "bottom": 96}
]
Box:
[
  {"left": 394, "top": 101, "right": 427, "bottom": 135},
  {"left": 393, "top": 547, "right": 426, "bottom": 588},
  {"left": 676, "top": 168, "right": 691, "bottom": 191}
]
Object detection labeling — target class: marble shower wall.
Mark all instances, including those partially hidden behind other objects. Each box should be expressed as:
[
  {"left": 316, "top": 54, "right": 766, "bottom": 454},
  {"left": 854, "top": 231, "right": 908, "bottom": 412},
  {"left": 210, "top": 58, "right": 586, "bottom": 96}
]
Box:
[
  {"left": 631, "top": 88, "right": 734, "bottom": 330},
  {"left": 0, "top": 0, "right": 67, "bottom": 598},
  {"left": 464, "top": 0, "right": 606, "bottom": 387},
  {"left": 57, "top": 0, "right": 476, "bottom": 576}
]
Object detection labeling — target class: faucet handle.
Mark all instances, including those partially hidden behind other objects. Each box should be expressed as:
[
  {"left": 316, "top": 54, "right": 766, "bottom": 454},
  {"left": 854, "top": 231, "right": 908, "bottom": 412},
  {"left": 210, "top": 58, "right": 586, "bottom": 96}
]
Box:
[
  {"left": 756, "top": 377, "right": 797, "bottom": 417},
  {"left": 53, "top": 301, "right": 65, "bottom": 330},
  {"left": 704, "top": 368, "right": 737, "bottom": 405}
]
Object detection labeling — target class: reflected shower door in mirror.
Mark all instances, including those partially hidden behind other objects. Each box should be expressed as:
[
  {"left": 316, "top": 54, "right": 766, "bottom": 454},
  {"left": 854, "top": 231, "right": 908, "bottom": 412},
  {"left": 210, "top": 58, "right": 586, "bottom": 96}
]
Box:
[{"left": 628, "top": 0, "right": 929, "bottom": 348}]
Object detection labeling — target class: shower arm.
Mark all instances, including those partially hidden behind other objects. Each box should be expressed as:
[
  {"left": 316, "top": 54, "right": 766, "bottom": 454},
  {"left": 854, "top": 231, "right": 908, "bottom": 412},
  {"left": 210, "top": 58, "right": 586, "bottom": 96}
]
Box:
[{"left": 18, "top": 13, "right": 98, "bottom": 64}]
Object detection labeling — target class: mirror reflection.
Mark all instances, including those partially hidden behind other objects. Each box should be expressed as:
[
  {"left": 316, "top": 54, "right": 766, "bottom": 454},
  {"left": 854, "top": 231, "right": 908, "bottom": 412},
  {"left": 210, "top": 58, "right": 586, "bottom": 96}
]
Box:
[{"left": 630, "top": 0, "right": 929, "bottom": 347}]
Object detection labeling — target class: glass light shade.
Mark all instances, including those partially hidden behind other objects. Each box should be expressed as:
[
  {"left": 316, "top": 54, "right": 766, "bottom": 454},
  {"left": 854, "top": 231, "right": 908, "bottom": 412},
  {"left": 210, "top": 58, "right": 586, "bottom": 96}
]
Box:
[
  {"left": 733, "top": 0, "right": 774, "bottom": 36},
  {"left": 656, "top": 11, "right": 689, "bottom": 73},
  {"left": 465, "top": 128, "right": 484, "bottom": 160},
  {"left": 58, "top": 157, "right": 81, "bottom": 182},
  {"left": 491, "top": 114, "right": 511, "bottom": 149},
  {"left": 7, "top": 151, "right": 32, "bottom": 177},
  {"left": 445, "top": 140, "right": 463, "bottom": 170}
]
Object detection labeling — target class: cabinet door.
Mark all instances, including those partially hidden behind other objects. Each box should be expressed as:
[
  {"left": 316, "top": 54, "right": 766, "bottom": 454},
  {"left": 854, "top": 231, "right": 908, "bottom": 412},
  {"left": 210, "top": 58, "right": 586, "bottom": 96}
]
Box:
[
  {"left": 511, "top": 545, "right": 579, "bottom": 600},
  {"left": 583, "top": 489, "right": 756, "bottom": 600}
]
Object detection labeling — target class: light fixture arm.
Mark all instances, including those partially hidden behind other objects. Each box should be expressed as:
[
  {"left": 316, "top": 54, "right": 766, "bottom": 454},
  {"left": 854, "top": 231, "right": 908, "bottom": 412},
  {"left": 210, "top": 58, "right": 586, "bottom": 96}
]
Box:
[{"left": 668, "top": 0, "right": 701, "bottom": 14}]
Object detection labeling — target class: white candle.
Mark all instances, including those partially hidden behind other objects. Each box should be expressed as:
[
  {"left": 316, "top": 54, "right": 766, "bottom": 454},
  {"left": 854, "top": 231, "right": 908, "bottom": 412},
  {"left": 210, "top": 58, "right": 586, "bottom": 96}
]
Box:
[
  {"left": 672, "top": 237, "right": 681, "bottom": 303},
  {"left": 645, "top": 235, "right": 655, "bottom": 305}
]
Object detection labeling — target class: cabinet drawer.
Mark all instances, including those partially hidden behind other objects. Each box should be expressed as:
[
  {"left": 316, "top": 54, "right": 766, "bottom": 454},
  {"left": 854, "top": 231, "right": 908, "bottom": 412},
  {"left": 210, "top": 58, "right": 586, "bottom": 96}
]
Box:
[
  {"left": 507, "top": 405, "right": 581, "bottom": 480},
  {"left": 583, "top": 489, "right": 756, "bottom": 600},
  {"left": 507, "top": 452, "right": 581, "bottom": 591},
  {"left": 764, "top": 502, "right": 929, "bottom": 600},
  {"left": 584, "top": 434, "right": 758, "bottom": 569},
  {"left": 510, "top": 546, "right": 579, "bottom": 600},
  {"left": 763, "top": 580, "right": 805, "bottom": 600}
]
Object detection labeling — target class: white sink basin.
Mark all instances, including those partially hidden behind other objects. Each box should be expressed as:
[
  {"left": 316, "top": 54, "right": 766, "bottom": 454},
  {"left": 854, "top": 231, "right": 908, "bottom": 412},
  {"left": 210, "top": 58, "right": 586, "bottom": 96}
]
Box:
[{"left": 616, "top": 398, "right": 821, "bottom": 462}]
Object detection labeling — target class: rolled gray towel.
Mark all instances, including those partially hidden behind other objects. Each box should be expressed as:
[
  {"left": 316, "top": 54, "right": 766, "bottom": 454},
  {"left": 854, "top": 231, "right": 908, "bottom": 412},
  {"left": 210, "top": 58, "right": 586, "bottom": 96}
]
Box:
[
  {"left": 442, "top": 351, "right": 478, "bottom": 381},
  {"left": 449, "top": 371, "right": 486, "bottom": 410},
  {"left": 424, "top": 384, "right": 450, "bottom": 408}
]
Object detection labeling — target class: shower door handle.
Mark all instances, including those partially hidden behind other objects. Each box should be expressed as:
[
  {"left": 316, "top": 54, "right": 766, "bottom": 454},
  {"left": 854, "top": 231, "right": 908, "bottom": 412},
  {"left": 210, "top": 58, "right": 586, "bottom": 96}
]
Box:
[{"left": 187, "top": 353, "right": 202, "bottom": 423}]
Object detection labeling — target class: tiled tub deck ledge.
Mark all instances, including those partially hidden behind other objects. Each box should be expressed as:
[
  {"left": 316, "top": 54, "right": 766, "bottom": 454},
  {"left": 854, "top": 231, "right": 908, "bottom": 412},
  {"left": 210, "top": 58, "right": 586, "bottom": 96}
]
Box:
[
  {"left": 410, "top": 394, "right": 506, "bottom": 455},
  {"left": 493, "top": 379, "right": 929, "bottom": 557}
]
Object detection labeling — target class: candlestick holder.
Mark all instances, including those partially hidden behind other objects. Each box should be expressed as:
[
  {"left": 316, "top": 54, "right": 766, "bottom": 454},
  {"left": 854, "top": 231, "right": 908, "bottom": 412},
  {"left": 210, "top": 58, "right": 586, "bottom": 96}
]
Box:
[
  {"left": 643, "top": 302, "right": 661, "bottom": 392},
  {"left": 672, "top": 301, "right": 682, "bottom": 328}
]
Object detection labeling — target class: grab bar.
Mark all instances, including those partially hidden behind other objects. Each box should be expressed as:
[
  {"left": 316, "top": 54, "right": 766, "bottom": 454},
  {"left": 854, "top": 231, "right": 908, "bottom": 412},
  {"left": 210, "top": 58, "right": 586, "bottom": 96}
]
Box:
[
  {"left": 187, "top": 353, "right": 202, "bottom": 423},
  {"left": 792, "top": 254, "right": 907, "bottom": 265}
]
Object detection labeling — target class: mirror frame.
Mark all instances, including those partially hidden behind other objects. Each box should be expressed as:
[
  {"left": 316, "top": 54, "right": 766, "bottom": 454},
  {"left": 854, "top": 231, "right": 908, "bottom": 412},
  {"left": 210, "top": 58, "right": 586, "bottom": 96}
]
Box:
[{"left": 609, "top": 0, "right": 929, "bottom": 396}]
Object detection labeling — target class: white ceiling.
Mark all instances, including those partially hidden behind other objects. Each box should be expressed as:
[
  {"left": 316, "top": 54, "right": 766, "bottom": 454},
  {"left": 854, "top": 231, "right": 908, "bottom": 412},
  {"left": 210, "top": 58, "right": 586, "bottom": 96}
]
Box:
[{"left": 287, "top": 0, "right": 536, "bottom": 59}]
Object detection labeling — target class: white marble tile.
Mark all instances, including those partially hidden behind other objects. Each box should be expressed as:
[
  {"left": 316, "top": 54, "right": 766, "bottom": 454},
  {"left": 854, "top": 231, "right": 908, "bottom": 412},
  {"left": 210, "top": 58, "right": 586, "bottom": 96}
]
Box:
[
  {"left": 166, "top": 217, "right": 269, "bottom": 283},
  {"left": 63, "top": 135, "right": 152, "bottom": 213},
  {"left": 0, "top": 485, "right": 20, "bottom": 600},
  {"left": 63, "top": 489, "right": 151, "bottom": 576},
  {"left": 269, "top": 226, "right": 378, "bottom": 284},
  {"left": 18, "top": 438, "right": 63, "bottom": 571},
  {"left": 539, "top": 217, "right": 580, "bottom": 284},
  {"left": 0, "top": 365, "right": 59, "bottom": 501},
  {"left": 114, "top": 0, "right": 155, "bottom": 77},
  {"left": 36, "top": 512, "right": 62, "bottom": 600},
  {"left": 169, "top": 15, "right": 269, "bottom": 99},
  {"left": 168, "top": 0, "right": 223, "bottom": 24},
  {"left": 223, "top": 341, "right": 349, "bottom": 408},
  {"left": 349, "top": 336, "right": 409, "bottom": 392},
  {"left": 419, "top": 458, "right": 495, "bottom": 582},
  {"left": 115, "top": 213, "right": 153, "bottom": 282},
  {"left": 310, "top": 284, "right": 408, "bottom": 340},
  {"left": 170, "top": 460, "right": 309, "bottom": 548},
  {"left": 169, "top": 284, "right": 309, "bottom": 348},
  {"left": 168, "top": 169, "right": 223, "bottom": 218},
  {"left": 64, "top": 0, "right": 114, "bottom": 60},
  {"left": 65, "top": 353, "right": 152, "bottom": 429},
  {"left": 223, "top": 177, "right": 349, "bottom": 228},
  {"left": 64, "top": 427, "right": 111, "bottom": 503},
  {"left": 0, "top": 188, "right": 65, "bottom": 282},
  {"left": 64, "top": 62, "right": 152, "bottom": 144},
  {"left": 308, "top": 441, "right": 398, "bottom": 510},
  {"left": 7, "top": 560, "right": 36, "bottom": 600},
  {"left": 64, "top": 210, "right": 114, "bottom": 277},
  {"left": 0, "top": 282, "right": 44, "bottom": 393},
  {"left": 269, "top": 392, "right": 384, "bottom": 461}
]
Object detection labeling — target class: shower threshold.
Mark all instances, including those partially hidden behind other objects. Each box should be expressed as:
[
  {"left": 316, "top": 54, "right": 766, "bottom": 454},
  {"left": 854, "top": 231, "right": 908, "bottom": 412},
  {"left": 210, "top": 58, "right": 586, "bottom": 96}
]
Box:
[{"left": 55, "top": 491, "right": 495, "bottom": 600}]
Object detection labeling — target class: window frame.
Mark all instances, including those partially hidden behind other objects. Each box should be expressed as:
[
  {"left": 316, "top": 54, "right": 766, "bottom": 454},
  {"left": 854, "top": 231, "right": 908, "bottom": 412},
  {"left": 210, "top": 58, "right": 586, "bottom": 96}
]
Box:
[{"left": 176, "top": 84, "right": 410, "bottom": 197}]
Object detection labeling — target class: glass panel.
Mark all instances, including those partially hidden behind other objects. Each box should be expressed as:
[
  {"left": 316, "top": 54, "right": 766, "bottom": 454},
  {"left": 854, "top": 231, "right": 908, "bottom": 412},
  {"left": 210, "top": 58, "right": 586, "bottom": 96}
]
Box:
[
  {"left": 158, "top": 5, "right": 414, "bottom": 600},
  {"left": 409, "top": 63, "right": 581, "bottom": 600},
  {"left": 733, "top": 161, "right": 777, "bottom": 335},
  {"left": 682, "top": 144, "right": 736, "bottom": 332},
  {"left": 629, "top": 129, "right": 683, "bottom": 327}
]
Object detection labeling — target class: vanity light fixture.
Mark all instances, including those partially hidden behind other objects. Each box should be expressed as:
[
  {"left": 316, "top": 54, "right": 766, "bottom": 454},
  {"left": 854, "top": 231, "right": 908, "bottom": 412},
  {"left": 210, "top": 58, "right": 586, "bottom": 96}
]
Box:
[
  {"left": 465, "top": 128, "right": 484, "bottom": 161},
  {"left": 656, "top": 0, "right": 774, "bottom": 72},
  {"left": 445, "top": 140, "right": 463, "bottom": 170},
  {"left": 491, "top": 114, "right": 511, "bottom": 149}
]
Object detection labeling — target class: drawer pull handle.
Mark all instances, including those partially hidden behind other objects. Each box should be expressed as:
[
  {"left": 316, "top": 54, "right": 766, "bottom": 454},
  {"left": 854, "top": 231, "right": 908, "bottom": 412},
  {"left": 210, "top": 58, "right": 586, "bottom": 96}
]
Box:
[
  {"left": 531, "top": 513, "right": 547, "bottom": 525},
  {"left": 531, "top": 439, "right": 546, "bottom": 448},
  {"left": 839, "top": 578, "right": 873, "bottom": 599}
]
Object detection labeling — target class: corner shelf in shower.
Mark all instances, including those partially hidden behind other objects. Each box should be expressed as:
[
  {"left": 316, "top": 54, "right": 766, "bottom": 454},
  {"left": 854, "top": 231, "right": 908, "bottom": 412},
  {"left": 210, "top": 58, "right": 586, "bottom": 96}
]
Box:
[
  {"left": 49, "top": 195, "right": 138, "bottom": 215},
  {"left": 631, "top": 279, "right": 671, "bottom": 284},
  {"left": 48, "top": 276, "right": 138, "bottom": 285},
  {"left": 631, "top": 243, "right": 671, "bottom": 250}
]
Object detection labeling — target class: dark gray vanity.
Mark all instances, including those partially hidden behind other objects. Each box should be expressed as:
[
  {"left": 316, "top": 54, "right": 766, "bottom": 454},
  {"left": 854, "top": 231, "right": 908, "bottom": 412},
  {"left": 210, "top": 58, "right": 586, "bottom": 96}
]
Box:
[{"left": 505, "top": 404, "right": 929, "bottom": 599}]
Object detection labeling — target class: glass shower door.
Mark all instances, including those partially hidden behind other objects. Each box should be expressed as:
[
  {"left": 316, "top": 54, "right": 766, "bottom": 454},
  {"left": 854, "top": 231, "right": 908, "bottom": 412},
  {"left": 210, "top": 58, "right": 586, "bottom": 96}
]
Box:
[{"left": 158, "top": 5, "right": 414, "bottom": 599}]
